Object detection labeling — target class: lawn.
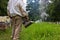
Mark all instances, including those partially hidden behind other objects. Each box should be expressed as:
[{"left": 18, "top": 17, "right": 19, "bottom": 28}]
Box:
[{"left": 0, "top": 22, "right": 60, "bottom": 40}]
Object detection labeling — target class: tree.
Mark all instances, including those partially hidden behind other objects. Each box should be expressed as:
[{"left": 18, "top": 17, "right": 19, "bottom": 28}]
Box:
[
  {"left": 26, "top": 0, "right": 40, "bottom": 21},
  {"left": 0, "top": 0, "right": 8, "bottom": 16},
  {"left": 46, "top": 0, "right": 60, "bottom": 22}
]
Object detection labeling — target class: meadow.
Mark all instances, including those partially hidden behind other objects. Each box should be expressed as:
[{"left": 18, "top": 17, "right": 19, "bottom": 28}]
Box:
[{"left": 0, "top": 22, "right": 60, "bottom": 40}]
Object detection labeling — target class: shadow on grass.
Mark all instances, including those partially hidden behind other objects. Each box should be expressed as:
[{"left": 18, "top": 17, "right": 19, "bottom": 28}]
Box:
[{"left": 0, "top": 29, "right": 7, "bottom": 35}]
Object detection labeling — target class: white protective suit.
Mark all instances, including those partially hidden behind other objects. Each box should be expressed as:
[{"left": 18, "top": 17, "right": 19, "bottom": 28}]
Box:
[{"left": 7, "top": 0, "right": 27, "bottom": 17}]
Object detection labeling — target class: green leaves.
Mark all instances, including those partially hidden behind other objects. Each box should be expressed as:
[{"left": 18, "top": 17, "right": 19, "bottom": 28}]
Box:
[
  {"left": 26, "top": 0, "right": 40, "bottom": 21},
  {"left": 46, "top": 0, "right": 60, "bottom": 21},
  {"left": 0, "top": 0, "right": 8, "bottom": 16}
]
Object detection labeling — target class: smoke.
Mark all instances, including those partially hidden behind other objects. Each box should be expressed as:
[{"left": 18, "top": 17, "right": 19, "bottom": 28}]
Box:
[{"left": 39, "top": 0, "right": 50, "bottom": 21}]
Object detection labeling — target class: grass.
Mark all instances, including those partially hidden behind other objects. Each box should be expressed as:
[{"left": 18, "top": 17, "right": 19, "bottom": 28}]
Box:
[{"left": 0, "top": 22, "right": 60, "bottom": 40}]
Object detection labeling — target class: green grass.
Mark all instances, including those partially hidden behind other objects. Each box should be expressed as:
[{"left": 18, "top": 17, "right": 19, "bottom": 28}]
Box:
[{"left": 0, "top": 22, "right": 60, "bottom": 40}]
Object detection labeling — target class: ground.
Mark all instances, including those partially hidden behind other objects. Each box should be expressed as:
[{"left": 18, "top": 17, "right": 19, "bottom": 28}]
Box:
[{"left": 0, "top": 22, "right": 60, "bottom": 40}]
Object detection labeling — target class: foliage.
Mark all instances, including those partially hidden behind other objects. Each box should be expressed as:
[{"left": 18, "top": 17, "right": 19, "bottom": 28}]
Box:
[
  {"left": 0, "top": 0, "right": 8, "bottom": 16},
  {"left": 46, "top": 0, "right": 60, "bottom": 21},
  {"left": 26, "top": 0, "right": 40, "bottom": 21}
]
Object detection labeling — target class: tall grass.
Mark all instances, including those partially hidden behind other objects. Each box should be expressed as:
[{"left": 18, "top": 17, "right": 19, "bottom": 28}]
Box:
[
  {"left": 20, "top": 22, "right": 60, "bottom": 40},
  {"left": 0, "top": 22, "right": 60, "bottom": 40}
]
